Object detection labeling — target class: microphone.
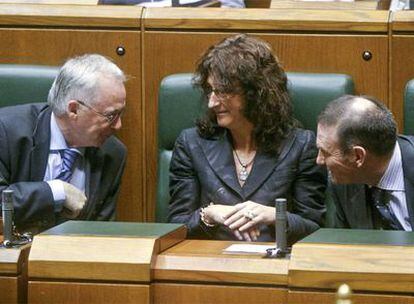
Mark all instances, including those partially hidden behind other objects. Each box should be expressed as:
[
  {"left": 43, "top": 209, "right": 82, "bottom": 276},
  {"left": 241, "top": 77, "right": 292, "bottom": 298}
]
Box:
[
  {"left": 2, "top": 190, "right": 14, "bottom": 247},
  {"left": 266, "top": 197, "right": 290, "bottom": 258},
  {"left": 275, "top": 198, "right": 287, "bottom": 253}
]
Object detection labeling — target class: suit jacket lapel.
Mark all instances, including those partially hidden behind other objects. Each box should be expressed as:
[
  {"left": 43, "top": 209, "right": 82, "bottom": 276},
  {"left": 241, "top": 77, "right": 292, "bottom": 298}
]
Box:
[
  {"left": 350, "top": 185, "right": 376, "bottom": 229},
  {"left": 82, "top": 147, "right": 102, "bottom": 218},
  {"left": 199, "top": 131, "right": 242, "bottom": 196},
  {"left": 398, "top": 136, "right": 414, "bottom": 228},
  {"left": 242, "top": 132, "right": 297, "bottom": 198},
  {"left": 30, "top": 106, "right": 52, "bottom": 181}
]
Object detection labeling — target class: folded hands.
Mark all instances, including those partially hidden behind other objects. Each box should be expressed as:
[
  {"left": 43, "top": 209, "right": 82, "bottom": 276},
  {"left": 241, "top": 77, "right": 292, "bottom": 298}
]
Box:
[{"left": 202, "top": 201, "right": 275, "bottom": 241}]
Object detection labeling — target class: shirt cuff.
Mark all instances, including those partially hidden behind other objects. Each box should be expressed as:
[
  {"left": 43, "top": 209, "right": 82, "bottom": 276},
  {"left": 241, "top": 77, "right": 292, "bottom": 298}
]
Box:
[{"left": 46, "top": 180, "right": 66, "bottom": 212}]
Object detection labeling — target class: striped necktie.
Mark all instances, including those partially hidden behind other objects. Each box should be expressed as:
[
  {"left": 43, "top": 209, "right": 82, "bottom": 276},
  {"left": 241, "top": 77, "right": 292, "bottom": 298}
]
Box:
[
  {"left": 369, "top": 187, "right": 404, "bottom": 230},
  {"left": 56, "top": 149, "right": 79, "bottom": 182}
]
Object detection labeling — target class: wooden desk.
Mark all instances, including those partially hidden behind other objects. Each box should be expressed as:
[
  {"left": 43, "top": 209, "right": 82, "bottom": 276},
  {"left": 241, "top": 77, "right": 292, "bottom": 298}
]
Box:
[
  {"left": 271, "top": 0, "right": 379, "bottom": 10},
  {"left": 22, "top": 227, "right": 414, "bottom": 303},
  {"left": 0, "top": 243, "right": 30, "bottom": 304},
  {"left": 154, "top": 230, "right": 414, "bottom": 304},
  {"left": 28, "top": 221, "right": 186, "bottom": 304},
  {"left": 289, "top": 229, "right": 414, "bottom": 303},
  {"left": 0, "top": 0, "right": 98, "bottom": 4},
  {"left": 153, "top": 240, "right": 288, "bottom": 304}
]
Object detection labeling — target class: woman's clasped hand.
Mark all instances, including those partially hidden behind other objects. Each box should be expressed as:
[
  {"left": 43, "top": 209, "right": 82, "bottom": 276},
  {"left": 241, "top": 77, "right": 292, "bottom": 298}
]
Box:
[{"left": 203, "top": 201, "right": 275, "bottom": 241}]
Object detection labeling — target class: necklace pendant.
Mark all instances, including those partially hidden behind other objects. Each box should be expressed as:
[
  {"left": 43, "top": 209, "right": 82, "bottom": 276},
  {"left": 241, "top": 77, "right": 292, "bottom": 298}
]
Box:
[{"left": 239, "top": 167, "right": 249, "bottom": 182}]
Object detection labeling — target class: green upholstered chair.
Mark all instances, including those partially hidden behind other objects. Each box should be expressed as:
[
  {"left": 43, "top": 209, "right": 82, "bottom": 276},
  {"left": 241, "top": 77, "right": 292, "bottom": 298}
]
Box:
[
  {"left": 404, "top": 79, "right": 414, "bottom": 134},
  {"left": 156, "top": 72, "right": 355, "bottom": 223},
  {"left": 0, "top": 64, "right": 59, "bottom": 107}
]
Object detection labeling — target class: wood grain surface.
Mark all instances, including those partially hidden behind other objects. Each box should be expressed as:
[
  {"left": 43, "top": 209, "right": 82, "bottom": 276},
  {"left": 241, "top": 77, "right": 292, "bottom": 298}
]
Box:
[
  {"left": 153, "top": 283, "right": 288, "bottom": 304},
  {"left": 289, "top": 242, "right": 414, "bottom": 293},
  {"left": 144, "top": 7, "right": 389, "bottom": 31},
  {"left": 0, "top": 244, "right": 30, "bottom": 275},
  {"left": 0, "top": 244, "right": 30, "bottom": 304},
  {"left": 289, "top": 289, "right": 414, "bottom": 304},
  {"left": 271, "top": 0, "right": 379, "bottom": 10},
  {"left": 154, "top": 240, "right": 288, "bottom": 285},
  {"left": 28, "top": 281, "right": 150, "bottom": 304},
  {"left": 29, "top": 235, "right": 156, "bottom": 281},
  {"left": 0, "top": 0, "right": 98, "bottom": 4},
  {"left": 0, "top": 4, "right": 142, "bottom": 27},
  {"left": 0, "top": 276, "right": 20, "bottom": 304},
  {"left": 391, "top": 10, "right": 414, "bottom": 32}
]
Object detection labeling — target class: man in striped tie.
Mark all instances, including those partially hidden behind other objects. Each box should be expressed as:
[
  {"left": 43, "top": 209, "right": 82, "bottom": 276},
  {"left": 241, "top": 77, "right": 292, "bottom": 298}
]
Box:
[
  {"left": 0, "top": 54, "right": 127, "bottom": 233},
  {"left": 316, "top": 95, "right": 413, "bottom": 231}
]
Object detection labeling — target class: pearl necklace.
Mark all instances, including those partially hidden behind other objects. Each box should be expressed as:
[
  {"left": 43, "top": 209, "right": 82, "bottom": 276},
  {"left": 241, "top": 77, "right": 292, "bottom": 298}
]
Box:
[{"left": 233, "top": 150, "right": 255, "bottom": 182}]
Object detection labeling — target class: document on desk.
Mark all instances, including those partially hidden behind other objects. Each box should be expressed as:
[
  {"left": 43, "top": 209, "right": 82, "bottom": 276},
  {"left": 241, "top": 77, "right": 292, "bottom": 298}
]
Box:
[{"left": 223, "top": 244, "right": 274, "bottom": 255}]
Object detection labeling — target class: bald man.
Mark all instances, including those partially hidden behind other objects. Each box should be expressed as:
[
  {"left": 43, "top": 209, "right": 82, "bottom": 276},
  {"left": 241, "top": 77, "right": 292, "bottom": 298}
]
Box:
[{"left": 316, "top": 95, "right": 413, "bottom": 231}]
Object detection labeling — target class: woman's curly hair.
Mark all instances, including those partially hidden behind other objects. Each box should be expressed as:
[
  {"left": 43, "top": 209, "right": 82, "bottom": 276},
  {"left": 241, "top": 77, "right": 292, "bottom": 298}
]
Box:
[{"left": 194, "top": 34, "right": 298, "bottom": 154}]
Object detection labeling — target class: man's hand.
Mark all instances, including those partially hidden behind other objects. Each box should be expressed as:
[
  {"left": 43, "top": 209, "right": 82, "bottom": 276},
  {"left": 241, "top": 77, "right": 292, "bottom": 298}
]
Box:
[{"left": 61, "top": 182, "right": 87, "bottom": 219}]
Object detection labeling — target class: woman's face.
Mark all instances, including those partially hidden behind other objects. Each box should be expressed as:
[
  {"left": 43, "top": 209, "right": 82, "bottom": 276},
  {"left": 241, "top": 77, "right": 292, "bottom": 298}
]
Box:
[{"left": 207, "top": 77, "right": 251, "bottom": 131}]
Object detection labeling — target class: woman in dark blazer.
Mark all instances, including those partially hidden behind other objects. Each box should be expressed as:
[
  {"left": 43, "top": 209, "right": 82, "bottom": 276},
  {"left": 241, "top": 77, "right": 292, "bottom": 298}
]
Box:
[{"left": 168, "top": 34, "right": 326, "bottom": 244}]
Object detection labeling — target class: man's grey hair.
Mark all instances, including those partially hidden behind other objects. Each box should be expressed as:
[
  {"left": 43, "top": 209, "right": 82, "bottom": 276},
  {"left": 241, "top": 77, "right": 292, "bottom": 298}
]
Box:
[{"left": 47, "top": 54, "right": 126, "bottom": 115}]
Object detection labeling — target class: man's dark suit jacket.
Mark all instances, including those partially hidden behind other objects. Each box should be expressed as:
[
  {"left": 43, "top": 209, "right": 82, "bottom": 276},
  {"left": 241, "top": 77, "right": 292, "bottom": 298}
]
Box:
[
  {"left": 330, "top": 135, "right": 414, "bottom": 230},
  {"left": 168, "top": 127, "right": 327, "bottom": 244},
  {"left": 0, "top": 103, "right": 127, "bottom": 232}
]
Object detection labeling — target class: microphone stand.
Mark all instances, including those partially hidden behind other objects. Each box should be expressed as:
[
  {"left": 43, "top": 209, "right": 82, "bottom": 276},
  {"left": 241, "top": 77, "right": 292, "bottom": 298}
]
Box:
[
  {"left": 266, "top": 198, "right": 291, "bottom": 258},
  {"left": 1, "top": 190, "right": 32, "bottom": 248}
]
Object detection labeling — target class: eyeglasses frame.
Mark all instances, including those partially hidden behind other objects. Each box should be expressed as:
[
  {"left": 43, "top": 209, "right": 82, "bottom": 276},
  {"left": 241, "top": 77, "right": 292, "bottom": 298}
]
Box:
[{"left": 76, "top": 99, "right": 123, "bottom": 124}]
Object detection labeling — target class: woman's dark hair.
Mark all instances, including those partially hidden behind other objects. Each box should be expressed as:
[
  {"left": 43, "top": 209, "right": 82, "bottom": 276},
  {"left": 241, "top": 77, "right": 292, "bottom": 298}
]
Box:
[{"left": 194, "top": 34, "right": 297, "bottom": 154}]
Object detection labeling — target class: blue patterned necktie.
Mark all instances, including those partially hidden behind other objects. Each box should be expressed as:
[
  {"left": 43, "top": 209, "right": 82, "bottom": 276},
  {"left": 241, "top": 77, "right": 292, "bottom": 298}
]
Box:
[
  {"left": 370, "top": 187, "right": 404, "bottom": 230},
  {"left": 56, "top": 149, "right": 79, "bottom": 182}
]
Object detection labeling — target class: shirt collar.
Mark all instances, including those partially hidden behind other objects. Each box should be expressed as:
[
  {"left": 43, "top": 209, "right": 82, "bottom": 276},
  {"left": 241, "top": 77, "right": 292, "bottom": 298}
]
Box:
[
  {"left": 49, "top": 113, "right": 84, "bottom": 155},
  {"left": 377, "top": 141, "right": 404, "bottom": 191}
]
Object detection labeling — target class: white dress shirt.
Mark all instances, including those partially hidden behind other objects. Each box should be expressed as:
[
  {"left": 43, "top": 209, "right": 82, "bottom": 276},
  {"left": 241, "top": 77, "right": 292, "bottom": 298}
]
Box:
[
  {"left": 376, "top": 142, "right": 412, "bottom": 231},
  {"left": 43, "top": 113, "right": 86, "bottom": 212}
]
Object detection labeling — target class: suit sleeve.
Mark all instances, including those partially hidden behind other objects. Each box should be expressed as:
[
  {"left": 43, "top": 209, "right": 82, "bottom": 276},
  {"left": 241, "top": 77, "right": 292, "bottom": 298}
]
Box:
[
  {"left": 0, "top": 119, "right": 55, "bottom": 229},
  {"left": 287, "top": 130, "right": 327, "bottom": 244},
  {"left": 168, "top": 130, "right": 216, "bottom": 238},
  {"left": 94, "top": 144, "right": 127, "bottom": 221}
]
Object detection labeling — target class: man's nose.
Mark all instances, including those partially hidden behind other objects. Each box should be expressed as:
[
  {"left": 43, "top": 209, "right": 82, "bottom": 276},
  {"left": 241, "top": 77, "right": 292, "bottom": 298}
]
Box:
[{"left": 111, "top": 117, "right": 122, "bottom": 130}]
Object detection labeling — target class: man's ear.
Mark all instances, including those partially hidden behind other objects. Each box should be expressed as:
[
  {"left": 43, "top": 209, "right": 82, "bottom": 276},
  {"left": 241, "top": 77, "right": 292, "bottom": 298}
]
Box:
[
  {"left": 352, "top": 145, "right": 366, "bottom": 168},
  {"left": 67, "top": 100, "right": 79, "bottom": 118}
]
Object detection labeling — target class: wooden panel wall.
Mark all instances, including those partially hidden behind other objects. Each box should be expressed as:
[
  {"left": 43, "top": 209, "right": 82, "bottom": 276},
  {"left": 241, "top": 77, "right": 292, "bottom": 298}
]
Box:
[
  {"left": 289, "top": 290, "right": 414, "bottom": 304},
  {"left": 152, "top": 283, "right": 287, "bottom": 304},
  {"left": 29, "top": 281, "right": 150, "bottom": 304}
]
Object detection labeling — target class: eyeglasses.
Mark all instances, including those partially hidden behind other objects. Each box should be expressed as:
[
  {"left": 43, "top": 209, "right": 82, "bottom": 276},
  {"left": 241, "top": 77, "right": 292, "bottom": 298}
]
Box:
[
  {"left": 76, "top": 100, "right": 124, "bottom": 124},
  {"left": 207, "top": 88, "right": 240, "bottom": 103}
]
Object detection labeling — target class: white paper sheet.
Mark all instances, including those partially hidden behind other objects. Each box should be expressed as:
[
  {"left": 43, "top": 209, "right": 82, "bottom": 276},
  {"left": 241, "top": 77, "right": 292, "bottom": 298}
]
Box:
[{"left": 222, "top": 244, "right": 274, "bottom": 254}]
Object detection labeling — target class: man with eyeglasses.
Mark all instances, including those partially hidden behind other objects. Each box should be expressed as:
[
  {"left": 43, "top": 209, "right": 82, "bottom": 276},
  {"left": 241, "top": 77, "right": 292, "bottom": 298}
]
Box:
[{"left": 0, "top": 54, "right": 127, "bottom": 234}]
